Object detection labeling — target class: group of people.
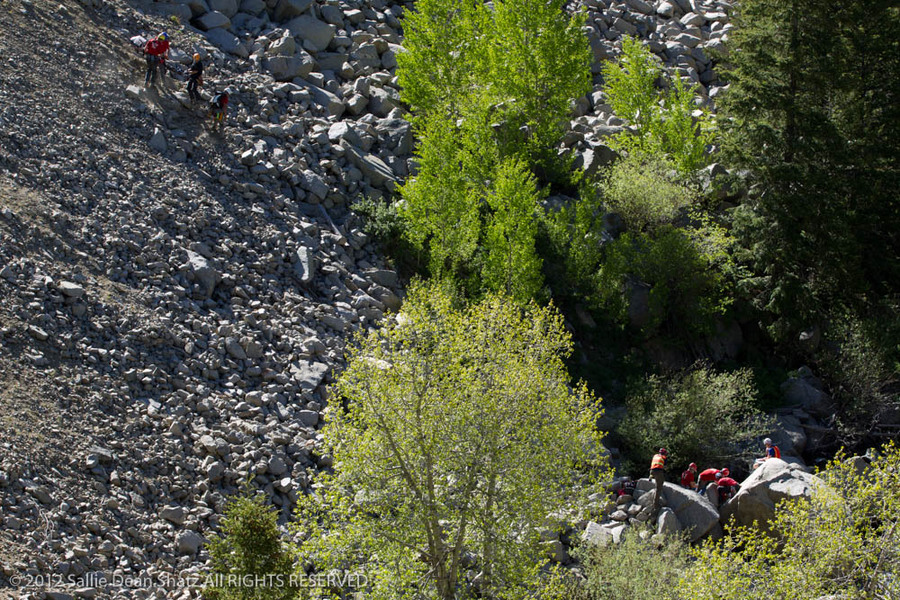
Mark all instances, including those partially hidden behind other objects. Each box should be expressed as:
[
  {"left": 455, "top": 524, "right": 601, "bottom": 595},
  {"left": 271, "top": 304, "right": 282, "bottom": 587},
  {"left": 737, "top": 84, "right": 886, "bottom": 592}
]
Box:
[
  {"left": 139, "top": 32, "right": 230, "bottom": 125},
  {"left": 679, "top": 462, "right": 739, "bottom": 503},
  {"left": 647, "top": 439, "right": 781, "bottom": 508}
]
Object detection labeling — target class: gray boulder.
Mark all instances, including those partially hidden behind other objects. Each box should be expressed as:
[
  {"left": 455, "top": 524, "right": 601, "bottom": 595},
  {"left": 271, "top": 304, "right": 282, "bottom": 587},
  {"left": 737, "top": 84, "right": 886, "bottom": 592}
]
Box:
[
  {"left": 656, "top": 507, "right": 680, "bottom": 536},
  {"left": 659, "top": 482, "right": 720, "bottom": 542},
  {"left": 267, "top": 54, "right": 314, "bottom": 81},
  {"left": 273, "top": 0, "right": 311, "bottom": 21},
  {"left": 208, "top": 0, "right": 238, "bottom": 17},
  {"left": 267, "top": 34, "right": 296, "bottom": 56},
  {"left": 286, "top": 15, "right": 335, "bottom": 52},
  {"left": 294, "top": 246, "right": 316, "bottom": 284},
  {"left": 781, "top": 368, "right": 836, "bottom": 417},
  {"left": 582, "top": 521, "right": 627, "bottom": 547},
  {"left": 341, "top": 140, "right": 396, "bottom": 190},
  {"left": 206, "top": 28, "right": 249, "bottom": 58},
  {"left": 176, "top": 531, "right": 204, "bottom": 555},
  {"left": 195, "top": 10, "right": 231, "bottom": 30},
  {"left": 720, "top": 458, "right": 821, "bottom": 531},
  {"left": 184, "top": 251, "right": 221, "bottom": 298}
]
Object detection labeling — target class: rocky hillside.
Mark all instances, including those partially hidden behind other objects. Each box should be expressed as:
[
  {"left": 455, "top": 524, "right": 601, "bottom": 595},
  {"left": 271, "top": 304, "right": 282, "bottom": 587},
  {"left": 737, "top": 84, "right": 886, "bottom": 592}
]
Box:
[{"left": 0, "top": 0, "right": 733, "bottom": 596}]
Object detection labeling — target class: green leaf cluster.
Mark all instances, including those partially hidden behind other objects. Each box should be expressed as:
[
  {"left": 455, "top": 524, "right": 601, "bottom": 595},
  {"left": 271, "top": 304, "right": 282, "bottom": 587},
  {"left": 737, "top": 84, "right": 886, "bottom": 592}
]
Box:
[
  {"left": 295, "top": 282, "right": 610, "bottom": 600},
  {"left": 204, "top": 488, "right": 295, "bottom": 600},
  {"left": 596, "top": 227, "right": 730, "bottom": 339},
  {"left": 565, "top": 529, "right": 690, "bottom": 600}
]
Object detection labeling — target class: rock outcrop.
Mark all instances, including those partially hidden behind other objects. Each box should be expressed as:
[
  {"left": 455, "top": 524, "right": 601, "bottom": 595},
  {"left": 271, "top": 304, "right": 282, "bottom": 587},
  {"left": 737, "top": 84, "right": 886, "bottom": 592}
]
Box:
[{"left": 720, "top": 458, "right": 821, "bottom": 530}]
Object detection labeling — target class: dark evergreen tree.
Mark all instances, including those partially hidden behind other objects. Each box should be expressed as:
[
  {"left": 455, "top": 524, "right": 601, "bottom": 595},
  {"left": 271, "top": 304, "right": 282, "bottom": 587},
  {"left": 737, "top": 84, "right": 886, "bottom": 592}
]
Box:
[{"left": 721, "top": 0, "right": 900, "bottom": 341}]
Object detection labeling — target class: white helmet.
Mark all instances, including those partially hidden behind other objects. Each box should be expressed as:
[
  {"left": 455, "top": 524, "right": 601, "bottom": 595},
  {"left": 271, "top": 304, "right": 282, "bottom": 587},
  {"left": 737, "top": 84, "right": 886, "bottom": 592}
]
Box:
[{"left": 764, "top": 438, "right": 772, "bottom": 445}]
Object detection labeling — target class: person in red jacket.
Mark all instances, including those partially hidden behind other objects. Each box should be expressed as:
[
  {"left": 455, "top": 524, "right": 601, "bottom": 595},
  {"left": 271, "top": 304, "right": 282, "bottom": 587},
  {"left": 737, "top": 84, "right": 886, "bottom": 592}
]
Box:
[
  {"left": 144, "top": 32, "right": 170, "bottom": 87},
  {"left": 698, "top": 467, "right": 727, "bottom": 496},
  {"left": 681, "top": 462, "right": 698, "bottom": 490},
  {"left": 717, "top": 473, "right": 739, "bottom": 504}
]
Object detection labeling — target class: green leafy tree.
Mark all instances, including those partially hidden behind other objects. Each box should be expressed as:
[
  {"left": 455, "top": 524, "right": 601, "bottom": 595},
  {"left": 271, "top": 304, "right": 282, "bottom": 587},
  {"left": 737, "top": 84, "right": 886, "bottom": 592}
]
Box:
[
  {"left": 682, "top": 443, "right": 900, "bottom": 599},
  {"left": 483, "top": 158, "right": 545, "bottom": 303},
  {"left": 617, "top": 366, "right": 770, "bottom": 473},
  {"left": 295, "top": 283, "right": 609, "bottom": 600},
  {"left": 397, "top": 0, "right": 592, "bottom": 297},
  {"left": 602, "top": 37, "right": 714, "bottom": 174},
  {"left": 399, "top": 114, "right": 484, "bottom": 279},
  {"left": 396, "top": 0, "right": 486, "bottom": 119},
  {"left": 484, "top": 0, "right": 591, "bottom": 168},
  {"left": 205, "top": 488, "right": 295, "bottom": 600}
]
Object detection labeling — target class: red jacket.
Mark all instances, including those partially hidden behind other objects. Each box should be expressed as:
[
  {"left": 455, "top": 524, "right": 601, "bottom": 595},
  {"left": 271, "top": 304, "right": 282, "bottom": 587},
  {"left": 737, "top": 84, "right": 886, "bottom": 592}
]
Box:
[
  {"left": 145, "top": 38, "right": 169, "bottom": 57},
  {"left": 681, "top": 469, "right": 696, "bottom": 488},
  {"left": 698, "top": 468, "right": 720, "bottom": 483},
  {"left": 717, "top": 476, "right": 739, "bottom": 488}
]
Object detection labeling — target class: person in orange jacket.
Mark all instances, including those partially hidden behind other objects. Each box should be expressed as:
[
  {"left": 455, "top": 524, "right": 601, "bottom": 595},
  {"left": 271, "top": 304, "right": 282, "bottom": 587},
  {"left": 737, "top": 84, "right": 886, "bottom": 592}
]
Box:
[{"left": 650, "top": 448, "right": 668, "bottom": 512}]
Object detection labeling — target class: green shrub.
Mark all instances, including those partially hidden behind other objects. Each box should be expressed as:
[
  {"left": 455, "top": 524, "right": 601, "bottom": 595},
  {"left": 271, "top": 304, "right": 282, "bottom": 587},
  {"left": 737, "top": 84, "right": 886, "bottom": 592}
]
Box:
[
  {"left": 618, "top": 365, "right": 771, "bottom": 474},
  {"left": 602, "top": 154, "right": 695, "bottom": 232},
  {"left": 563, "top": 528, "right": 690, "bottom": 600},
  {"left": 204, "top": 489, "right": 295, "bottom": 600}
]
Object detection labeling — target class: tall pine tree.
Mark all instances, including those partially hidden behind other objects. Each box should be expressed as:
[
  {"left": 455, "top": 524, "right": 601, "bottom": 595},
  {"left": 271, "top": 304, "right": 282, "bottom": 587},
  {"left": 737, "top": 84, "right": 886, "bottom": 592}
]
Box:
[{"left": 722, "top": 0, "right": 900, "bottom": 340}]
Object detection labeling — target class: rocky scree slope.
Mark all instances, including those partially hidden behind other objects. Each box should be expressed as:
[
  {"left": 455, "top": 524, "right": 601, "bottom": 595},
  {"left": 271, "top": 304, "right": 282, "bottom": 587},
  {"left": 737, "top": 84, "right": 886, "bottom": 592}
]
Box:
[{"left": 0, "top": 0, "right": 732, "bottom": 594}]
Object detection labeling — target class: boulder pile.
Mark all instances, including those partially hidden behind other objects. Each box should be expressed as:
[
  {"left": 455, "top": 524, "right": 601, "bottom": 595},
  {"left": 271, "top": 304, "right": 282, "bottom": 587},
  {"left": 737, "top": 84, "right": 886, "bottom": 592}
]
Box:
[{"left": 0, "top": 0, "right": 735, "bottom": 594}]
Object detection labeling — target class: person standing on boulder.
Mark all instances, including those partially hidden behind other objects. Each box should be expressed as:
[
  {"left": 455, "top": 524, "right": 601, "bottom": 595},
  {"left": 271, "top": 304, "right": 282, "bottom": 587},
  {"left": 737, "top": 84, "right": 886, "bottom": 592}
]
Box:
[
  {"left": 650, "top": 447, "right": 667, "bottom": 512},
  {"left": 186, "top": 53, "right": 203, "bottom": 104},
  {"left": 681, "top": 462, "right": 698, "bottom": 491}
]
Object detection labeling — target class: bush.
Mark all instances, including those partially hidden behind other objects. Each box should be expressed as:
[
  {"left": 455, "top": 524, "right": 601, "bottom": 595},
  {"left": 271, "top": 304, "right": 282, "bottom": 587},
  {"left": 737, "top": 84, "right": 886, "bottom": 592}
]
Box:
[
  {"left": 602, "top": 36, "right": 714, "bottom": 175},
  {"left": 617, "top": 365, "right": 771, "bottom": 474},
  {"left": 602, "top": 154, "right": 696, "bottom": 232},
  {"left": 563, "top": 529, "right": 690, "bottom": 600},
  {"left": 204, "top": 488, "right": 295, "bottom": 600}
]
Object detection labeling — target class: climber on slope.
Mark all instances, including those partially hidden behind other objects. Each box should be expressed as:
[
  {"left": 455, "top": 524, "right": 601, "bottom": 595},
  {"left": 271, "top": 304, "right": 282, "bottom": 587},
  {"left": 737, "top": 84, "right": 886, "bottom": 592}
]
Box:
[
  {"left": 187, "top": 53, "right": 203, "bottom": 104},
  {"left": 144, "top": 32, "right": 170, "bottom": 88}
]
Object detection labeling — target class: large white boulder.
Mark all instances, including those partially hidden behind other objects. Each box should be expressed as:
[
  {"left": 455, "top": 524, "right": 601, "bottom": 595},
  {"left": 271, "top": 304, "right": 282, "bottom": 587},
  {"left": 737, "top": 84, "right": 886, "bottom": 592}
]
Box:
[
  {"left": 720, "top": 458, "right": 821, "bottom": 530},
  {"left": 659, "top": 482, "right": 720, "bottom": 542}
]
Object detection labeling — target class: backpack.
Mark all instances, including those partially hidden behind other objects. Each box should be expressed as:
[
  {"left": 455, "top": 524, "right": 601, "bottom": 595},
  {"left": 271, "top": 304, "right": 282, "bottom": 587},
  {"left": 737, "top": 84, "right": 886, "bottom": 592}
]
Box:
[{"left": 773, "top": 445, "right": 781, "bottom": 459}]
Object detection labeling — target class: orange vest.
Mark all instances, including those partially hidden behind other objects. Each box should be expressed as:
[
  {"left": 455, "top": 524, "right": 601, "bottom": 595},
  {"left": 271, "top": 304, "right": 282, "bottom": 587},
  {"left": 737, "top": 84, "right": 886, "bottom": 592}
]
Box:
[{"left": 650, "top": 453, "right": 666, "bottom": 470}]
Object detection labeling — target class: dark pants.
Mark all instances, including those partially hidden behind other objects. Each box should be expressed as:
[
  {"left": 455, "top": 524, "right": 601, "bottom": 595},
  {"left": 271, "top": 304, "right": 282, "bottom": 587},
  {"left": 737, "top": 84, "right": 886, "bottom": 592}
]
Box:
[
  {"left": 145, "top": 55, "right": 160, "bottom": 86},
  {"left": 187, "top": 77, "right": 201, "bottom": 102},
  {"left": 651, "top": 469, "right": 665, "bottom": 512}
]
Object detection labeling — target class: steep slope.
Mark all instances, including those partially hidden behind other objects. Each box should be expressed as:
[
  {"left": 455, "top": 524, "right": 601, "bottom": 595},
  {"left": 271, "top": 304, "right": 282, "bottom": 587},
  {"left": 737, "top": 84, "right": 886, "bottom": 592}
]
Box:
[{"left": 0, "top": 0, "right": 732, "bottom": 594}]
